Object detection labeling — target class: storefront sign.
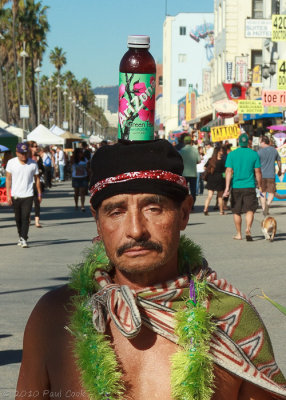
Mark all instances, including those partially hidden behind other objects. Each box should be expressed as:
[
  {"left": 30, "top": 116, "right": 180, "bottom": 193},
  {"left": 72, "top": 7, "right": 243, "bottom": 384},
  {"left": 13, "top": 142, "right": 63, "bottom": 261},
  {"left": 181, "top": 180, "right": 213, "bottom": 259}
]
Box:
[
  {"left": 245, "top": 19, "right": 272, "bottom": 38},
  {"left": 274, "top": 144, "right": 286, "bottom": 201},
  {"left": 223, "top": 83, "right": 247, "bottom": 101},
  {"left": 238, "top": 100, "right": 264, "bottom": 114},
  {"left": 262, "top": 89, "right": 286, "bottom": 106},
  {"left": 225, "top": 62, "right": 233, "bottom": 83},
  {"left": 277, "top": 60, "right": 286, "bottom": 89},
  {"left": 235, "top": 56, "right": 248, "bottom": 83},
  {"left": 211, "top": 124, "right": 239, "bottom": 142},
  {"left": 272, "top": 15, "right": 286, "bottom": 41},
  {"left": 202, "top": 69, "right": 211, "bottom": 93},
  {"left": 252, "top": 65, "right": 262, "bottom": 86}
]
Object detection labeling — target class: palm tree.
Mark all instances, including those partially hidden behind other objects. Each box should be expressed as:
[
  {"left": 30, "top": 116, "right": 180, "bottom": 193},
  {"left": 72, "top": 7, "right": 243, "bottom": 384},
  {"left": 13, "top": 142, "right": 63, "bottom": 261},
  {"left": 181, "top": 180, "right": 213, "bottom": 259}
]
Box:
[
  {"left": 0, "top": 3, "right": 12, "bottom": 122},
  {"left": 12, "top": 0, "right": 25, "bottom": 119},
  {"left": 49, "top": 46, "right": 66, "bottom": 126},
  {"left": 18, "top": 0, "right": 49, "bottom": 127}
]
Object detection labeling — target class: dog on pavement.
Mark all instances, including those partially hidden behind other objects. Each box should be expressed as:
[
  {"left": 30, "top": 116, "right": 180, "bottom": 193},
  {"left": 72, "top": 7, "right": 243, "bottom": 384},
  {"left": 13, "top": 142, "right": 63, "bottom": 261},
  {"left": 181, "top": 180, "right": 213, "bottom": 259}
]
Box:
[{"left": 261, "top": 216, "right": 277, "bottom": 242}]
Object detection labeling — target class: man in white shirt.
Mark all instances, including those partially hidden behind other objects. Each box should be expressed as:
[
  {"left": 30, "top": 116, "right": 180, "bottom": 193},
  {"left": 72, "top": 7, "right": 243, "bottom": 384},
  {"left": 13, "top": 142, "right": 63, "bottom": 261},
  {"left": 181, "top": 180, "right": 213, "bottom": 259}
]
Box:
[
  {"left": 6, "top": 143, "right": 42, "bottom": 248},
  {"left": 57, "top": 146, "right": 65, "bottom": 181}
]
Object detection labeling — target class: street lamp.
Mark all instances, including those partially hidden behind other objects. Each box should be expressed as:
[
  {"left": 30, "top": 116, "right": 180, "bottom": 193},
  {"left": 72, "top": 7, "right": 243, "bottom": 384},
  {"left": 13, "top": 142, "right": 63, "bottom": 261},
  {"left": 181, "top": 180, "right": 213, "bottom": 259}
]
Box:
[
  {"left": 262, "top": 61, "right": 276, "bottom": 88},
  {"left": 72, "top": 99, "right": 76, "bottom": 133},
  {"left": 35, "top": 61, "right": 41, "bottom": 125},
  {"left": 20, "top": 42, "right": 28, "bottom": 131},
  {"left": 63, "top": 90, "right": 67, "bottom": 128},
  {"left": 68, "top": 95, "right": 72, "bottom": 132},
  {"left": 48, "top": 77, "right": 53, "bottom": 126},
  {"left": 56, "top": 80, "right": 61, "bottom": 127}
]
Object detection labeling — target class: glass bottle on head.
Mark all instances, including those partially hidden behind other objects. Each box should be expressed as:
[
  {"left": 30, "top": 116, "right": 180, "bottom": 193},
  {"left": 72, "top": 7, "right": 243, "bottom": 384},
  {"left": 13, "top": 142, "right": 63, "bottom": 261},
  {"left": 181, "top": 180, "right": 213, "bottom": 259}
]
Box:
[{"left": 118, "top": 35, "right": 156, "bottom": 142}]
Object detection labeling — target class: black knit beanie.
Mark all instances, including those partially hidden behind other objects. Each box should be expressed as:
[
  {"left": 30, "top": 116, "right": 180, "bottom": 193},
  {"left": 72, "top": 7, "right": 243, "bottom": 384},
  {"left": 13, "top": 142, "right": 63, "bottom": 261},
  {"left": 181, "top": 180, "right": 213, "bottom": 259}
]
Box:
[{"left": 89, "top": 140, "right": 188, "bottom": 209}]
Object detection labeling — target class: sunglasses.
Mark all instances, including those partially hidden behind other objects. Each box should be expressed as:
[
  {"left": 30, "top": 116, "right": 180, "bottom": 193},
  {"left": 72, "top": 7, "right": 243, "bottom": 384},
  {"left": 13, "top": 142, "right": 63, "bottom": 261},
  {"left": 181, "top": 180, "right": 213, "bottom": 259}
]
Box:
[{"left": 32, "top": 145, "right": 38, "bottom": 148}]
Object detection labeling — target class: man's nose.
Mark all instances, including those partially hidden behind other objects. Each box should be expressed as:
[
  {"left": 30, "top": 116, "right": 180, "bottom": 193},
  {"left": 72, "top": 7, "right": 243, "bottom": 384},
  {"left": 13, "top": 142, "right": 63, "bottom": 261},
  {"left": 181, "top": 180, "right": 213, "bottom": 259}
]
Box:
[{"left": 125, "top": 210, "right": 149, "bottom": 240}]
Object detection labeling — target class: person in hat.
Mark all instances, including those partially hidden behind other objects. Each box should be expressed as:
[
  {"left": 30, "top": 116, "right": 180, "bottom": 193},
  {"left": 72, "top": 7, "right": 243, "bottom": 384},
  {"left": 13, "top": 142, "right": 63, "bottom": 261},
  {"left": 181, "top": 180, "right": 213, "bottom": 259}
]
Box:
[
  {"left": 16, "top": 140, "right": 286, "bottom": 399},
  {"left": 6, "top": 142, "right": 42, "bottom": 248},
  {"left": 223, "top": 134, "right": 262, "bottom": 241}
]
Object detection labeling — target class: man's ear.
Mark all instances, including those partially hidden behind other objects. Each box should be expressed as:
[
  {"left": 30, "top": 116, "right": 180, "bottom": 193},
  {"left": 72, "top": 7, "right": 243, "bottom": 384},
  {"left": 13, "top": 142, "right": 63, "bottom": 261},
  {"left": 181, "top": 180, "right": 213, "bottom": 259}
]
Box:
[
  {"left": 179, "top": 195, "right": 193, "bottom": 230},
  {"left": 91, "top": 204, "right": 102, "bottom": 237}
]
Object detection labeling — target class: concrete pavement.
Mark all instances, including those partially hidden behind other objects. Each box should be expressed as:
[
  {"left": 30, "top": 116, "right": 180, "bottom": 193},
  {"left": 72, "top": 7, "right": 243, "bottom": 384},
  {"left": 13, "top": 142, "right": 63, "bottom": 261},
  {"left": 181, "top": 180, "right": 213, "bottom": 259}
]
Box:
[{"left": 1, "top": 181, "right": 286, "bottom": 398}]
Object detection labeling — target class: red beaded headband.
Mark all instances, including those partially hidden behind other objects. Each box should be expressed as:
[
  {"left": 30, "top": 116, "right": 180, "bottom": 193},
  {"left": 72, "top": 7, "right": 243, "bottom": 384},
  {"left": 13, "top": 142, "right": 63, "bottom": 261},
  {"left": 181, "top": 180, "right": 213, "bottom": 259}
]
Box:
[{"left": 90, "top": 170, "right": 187, "bottom": 201}]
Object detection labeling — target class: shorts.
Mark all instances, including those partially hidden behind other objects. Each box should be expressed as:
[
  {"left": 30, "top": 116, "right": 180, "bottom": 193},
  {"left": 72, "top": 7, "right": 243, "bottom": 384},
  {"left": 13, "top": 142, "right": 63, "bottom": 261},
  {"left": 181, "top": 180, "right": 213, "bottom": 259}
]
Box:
[
  {"left": 231, "top": 188, "right": 258, "bottom": 215},
  {"left": 72, "top": 177, "right": 89, "bottom": 189},
  {"left": 261, "top": 178, "right": 276, "bottom": 194}
]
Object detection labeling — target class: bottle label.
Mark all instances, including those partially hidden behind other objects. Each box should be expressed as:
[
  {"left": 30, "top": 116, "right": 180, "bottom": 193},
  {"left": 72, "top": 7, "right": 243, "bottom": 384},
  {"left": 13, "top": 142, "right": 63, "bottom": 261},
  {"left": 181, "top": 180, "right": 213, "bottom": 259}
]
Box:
[{"left": 118, "top": 72, "right": 156, "bottom": 141}]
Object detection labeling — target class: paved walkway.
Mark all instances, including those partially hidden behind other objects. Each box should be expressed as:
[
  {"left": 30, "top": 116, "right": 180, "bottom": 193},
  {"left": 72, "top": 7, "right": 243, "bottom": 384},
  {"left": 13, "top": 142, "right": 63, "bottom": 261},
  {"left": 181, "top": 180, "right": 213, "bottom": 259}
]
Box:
[{"left": 1, "top": 182, "right": 286, "bottom": 398}]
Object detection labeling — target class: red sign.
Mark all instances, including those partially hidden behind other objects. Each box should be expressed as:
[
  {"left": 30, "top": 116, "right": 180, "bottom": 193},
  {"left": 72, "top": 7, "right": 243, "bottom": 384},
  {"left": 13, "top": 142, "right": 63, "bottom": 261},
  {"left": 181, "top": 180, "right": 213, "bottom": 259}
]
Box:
[{"left": 223, "top": 83, "right": 247, "bottom": 101}]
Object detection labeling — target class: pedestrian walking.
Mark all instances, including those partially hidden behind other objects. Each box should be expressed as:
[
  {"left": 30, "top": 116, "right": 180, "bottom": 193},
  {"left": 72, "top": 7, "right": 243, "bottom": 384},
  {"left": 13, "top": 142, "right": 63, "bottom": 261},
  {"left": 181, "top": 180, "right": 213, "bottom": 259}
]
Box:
[
  {"left": 223, "top": 133, "right": 262, "bottom": 241},
  {"left": 57, "top": 146, "right": 65, "bottom": 181},
  {"left": 41, "top": 145, "right": 53, "bottom": 188},
  {"left": 258, "top": 135, "right": 282, "bottom": 215},
  {"left": 203, "top": 144, "right": 226, "bottom": 215},
  {"left": 71, "top": 148, "right": 89, "bottom": 211},
  {"left": 27, "top": 141, "right": 44, "bottom": 228},
  {"left": 196, "top": 146, "right": 205, "bottom": 196},
  {"left": 5, "top": 143, "right": 42, "bottom": 248},
  {"left": 179, "top": 135, "right": 201, "bottom": 208}
]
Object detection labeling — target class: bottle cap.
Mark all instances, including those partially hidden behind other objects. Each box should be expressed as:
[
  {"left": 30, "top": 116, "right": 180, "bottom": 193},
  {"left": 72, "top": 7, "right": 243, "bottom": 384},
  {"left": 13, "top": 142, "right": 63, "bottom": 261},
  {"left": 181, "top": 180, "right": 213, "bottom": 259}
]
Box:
[{"left": 127, "top": 35, "right": 150, "bottom": 48}]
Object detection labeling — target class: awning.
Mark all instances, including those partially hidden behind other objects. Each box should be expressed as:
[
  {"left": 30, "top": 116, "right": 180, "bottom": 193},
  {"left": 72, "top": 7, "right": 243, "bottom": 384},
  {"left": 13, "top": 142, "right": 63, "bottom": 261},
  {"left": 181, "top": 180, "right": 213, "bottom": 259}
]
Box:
[
  {"left": 243, "top": 112, "right": 282, "bottom": 121},
  {"left": 200, "top": 119, "right": 224, "bottom": 132}
]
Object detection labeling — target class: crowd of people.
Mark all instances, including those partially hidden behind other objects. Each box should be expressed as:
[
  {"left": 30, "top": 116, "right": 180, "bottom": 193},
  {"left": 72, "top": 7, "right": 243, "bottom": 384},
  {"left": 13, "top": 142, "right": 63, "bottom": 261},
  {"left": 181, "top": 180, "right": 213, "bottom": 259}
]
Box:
[{"left": 175, "top": 131, "right": 283, "bottom": 241}]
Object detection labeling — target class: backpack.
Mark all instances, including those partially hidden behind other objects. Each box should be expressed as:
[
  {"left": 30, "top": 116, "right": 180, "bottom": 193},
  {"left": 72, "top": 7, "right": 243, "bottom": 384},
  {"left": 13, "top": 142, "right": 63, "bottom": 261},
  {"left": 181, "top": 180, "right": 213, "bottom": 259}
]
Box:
[{"left": 43, "top": 154, "right": 52, "bottom": 167}]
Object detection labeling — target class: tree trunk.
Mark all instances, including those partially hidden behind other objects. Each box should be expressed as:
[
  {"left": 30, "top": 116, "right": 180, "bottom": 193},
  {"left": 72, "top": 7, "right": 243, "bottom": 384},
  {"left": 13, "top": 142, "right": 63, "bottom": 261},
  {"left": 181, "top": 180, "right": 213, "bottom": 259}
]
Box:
[
  {"left": 0, "top": 61, "right": 8, "bottom": 122},
  {"left": 12, "top": 10, "right": 21, "bottom": 123}
]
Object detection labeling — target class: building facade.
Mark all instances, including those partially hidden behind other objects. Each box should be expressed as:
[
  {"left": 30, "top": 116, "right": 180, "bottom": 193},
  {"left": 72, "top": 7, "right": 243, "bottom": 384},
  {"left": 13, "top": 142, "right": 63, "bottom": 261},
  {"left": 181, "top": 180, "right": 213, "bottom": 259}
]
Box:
[
  {"left": 94, "top": 95, "right": 108, "bottom": 112},
  {"left": 162, "top": 12, "right": 214, "bottom": 134}
]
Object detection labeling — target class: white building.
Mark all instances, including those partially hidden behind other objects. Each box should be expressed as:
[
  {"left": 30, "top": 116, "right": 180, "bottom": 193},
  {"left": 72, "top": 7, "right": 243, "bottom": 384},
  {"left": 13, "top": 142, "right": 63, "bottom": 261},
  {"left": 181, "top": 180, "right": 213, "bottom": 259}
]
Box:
[
  {"left": 196, "top": 0, "right": 285, "bottom": 125},
  {"left": 104, "top": 110, "right": 118, "bottom": 128},
  {"left": 94, "top": 95, "right": 108, "bottom": 112},
  {"left": 162, "top": 12, "right": 214, "bottom": 134}
]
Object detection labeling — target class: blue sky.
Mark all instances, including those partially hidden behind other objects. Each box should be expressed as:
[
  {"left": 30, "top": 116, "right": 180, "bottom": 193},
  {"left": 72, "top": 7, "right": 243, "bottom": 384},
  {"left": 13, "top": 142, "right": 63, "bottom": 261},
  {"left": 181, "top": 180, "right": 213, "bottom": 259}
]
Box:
[{"left": 42, "top": 0, "right": 214, "bottom": 88}]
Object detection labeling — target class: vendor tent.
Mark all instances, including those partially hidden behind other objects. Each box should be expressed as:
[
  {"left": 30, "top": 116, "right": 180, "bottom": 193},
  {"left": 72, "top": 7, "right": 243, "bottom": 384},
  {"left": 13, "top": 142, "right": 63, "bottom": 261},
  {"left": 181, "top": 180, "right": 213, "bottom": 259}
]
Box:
[
  {"left": 0, "top": 127, "right": 19, "bottom": 152},
  {"left": 89, "top": 135, "right": 103, "bottom": 144},
  {"left": 27, "top": 124, "right": 64, "bottom": 145},
  {"left": 0, "top": 119, "right": 26, "bottom": 140},
  {"left": 50, "top": 124, "right": 65, "bottom": 136}
]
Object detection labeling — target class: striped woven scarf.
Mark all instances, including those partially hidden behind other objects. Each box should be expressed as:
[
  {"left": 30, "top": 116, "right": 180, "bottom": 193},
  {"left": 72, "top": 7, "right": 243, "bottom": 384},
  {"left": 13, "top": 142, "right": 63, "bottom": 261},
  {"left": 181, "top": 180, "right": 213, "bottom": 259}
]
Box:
[{"left": 89, "top": 269, "right": 189, "bottom": 342}]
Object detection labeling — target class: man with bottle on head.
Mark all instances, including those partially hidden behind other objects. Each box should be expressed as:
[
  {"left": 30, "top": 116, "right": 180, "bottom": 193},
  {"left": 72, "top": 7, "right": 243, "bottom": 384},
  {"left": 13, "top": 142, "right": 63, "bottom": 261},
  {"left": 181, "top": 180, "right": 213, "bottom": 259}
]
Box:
[
  {"left": 6, "top": 142, "right": 42, "bottom": 248},
  {"left": 16, "top": 139, "right": 286, "bottom": 400}
]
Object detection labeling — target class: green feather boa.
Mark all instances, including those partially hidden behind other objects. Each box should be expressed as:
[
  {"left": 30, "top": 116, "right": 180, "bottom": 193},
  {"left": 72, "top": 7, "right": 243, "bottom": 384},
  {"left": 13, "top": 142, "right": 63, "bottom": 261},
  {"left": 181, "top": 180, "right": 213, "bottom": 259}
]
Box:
[{"left": 68, "top": 235, "right": 216, "bottom": 400}]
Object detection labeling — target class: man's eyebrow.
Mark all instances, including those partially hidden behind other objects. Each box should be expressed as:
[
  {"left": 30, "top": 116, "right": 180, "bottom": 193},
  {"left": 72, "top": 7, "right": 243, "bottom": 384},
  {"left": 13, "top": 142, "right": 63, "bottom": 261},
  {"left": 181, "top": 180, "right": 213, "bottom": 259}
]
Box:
[
  {"left": 102, "top": 200, "right": 127, "bottom": 213},
  {"left": 139, "top": 195, "right": 167, "bottom": 207}
]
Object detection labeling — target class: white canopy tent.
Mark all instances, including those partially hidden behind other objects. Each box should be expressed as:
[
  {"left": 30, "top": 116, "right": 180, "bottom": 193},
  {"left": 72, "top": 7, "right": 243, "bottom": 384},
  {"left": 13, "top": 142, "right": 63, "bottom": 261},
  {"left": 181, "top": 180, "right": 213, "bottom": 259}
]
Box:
[
  {"left": 50, "top": 124, "right": 65, "bottom": 136},
  {"left": 0, "top": 119, "right": 26, "bottom": 140},
  {"left": 27, "top": 124, "right": 64, "bottom": 145},
  {"left": 89, "top": 134, "right": 103, "bottom": 144}
]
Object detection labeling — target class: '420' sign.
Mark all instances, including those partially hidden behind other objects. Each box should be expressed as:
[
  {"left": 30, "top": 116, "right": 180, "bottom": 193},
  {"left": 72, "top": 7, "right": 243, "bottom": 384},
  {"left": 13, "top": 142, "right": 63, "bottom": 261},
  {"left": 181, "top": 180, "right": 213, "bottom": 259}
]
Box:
[{"left": 278, "top": 60, "right": 286, "bottom": 90}]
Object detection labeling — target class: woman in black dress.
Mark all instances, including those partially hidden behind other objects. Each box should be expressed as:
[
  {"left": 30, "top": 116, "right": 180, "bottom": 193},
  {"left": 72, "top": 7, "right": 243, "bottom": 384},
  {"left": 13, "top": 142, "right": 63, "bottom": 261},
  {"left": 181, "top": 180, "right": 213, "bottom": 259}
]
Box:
[{"left": 203, "top": 144, "right": 226, "bottom": 215}]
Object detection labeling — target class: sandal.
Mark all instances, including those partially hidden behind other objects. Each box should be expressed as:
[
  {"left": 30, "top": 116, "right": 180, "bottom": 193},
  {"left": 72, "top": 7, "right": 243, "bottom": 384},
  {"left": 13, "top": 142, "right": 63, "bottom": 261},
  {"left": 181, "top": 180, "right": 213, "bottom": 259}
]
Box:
[
  {"left": 245, "top": 233, "right": 253, "bottom": 241},
  {"left": 204, "top": 210, "right": 208, "bottom": 216}
]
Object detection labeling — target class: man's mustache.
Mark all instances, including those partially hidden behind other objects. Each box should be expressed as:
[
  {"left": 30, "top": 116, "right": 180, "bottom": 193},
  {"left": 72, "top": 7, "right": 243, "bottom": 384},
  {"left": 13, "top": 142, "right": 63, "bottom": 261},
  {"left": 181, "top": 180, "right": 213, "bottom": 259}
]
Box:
[{"left": 117, "top": 240, "right": 163, "bottom": 257}]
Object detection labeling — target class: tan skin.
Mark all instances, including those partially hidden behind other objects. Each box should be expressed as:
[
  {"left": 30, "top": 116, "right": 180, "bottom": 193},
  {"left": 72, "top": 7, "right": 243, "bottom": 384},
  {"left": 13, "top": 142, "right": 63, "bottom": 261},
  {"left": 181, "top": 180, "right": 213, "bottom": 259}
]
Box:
[
  {"left": 16, "top": 193, "right": 280, "bottom": 399},
  {"left": 6, "top": 151, "right": 42, "bottom": 206}
]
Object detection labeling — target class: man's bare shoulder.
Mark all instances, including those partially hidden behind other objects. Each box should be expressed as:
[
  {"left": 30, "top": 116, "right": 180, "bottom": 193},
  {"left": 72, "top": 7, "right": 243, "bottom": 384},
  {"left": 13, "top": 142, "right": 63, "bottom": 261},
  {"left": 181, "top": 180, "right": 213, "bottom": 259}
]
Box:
[{"left": 26, "top": 284, "right": 75, "bottom": 333}]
